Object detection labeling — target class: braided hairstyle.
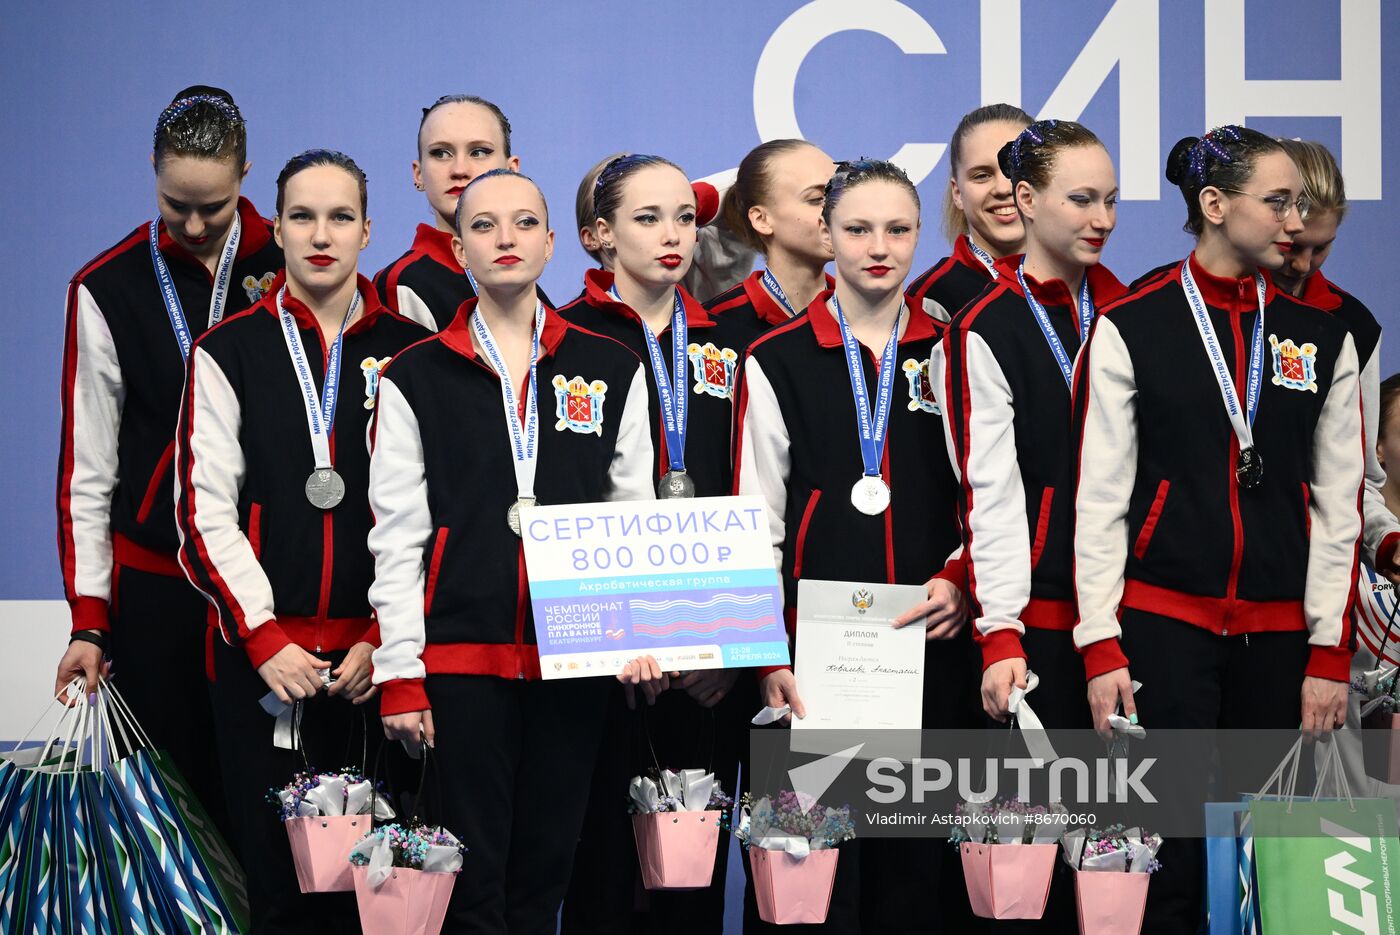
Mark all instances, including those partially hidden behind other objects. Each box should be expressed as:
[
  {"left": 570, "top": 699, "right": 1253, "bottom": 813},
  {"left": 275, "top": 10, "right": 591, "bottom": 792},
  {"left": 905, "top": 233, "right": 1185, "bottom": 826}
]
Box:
[
  {"left": 152, "top": 85, "right": 246, "bottom": 169},
  {"left": 1165, "top": 126, "right": 1287, "bottom": 236}
]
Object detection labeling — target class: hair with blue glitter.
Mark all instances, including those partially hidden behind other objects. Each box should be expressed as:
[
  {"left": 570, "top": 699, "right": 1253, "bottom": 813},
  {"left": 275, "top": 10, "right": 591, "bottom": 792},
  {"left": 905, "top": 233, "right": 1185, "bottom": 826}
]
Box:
[
  {"left": 153, "top": 86, "right": 246, "bottom": 169},
  {"left": 592, "top": 154, "right": 686, "bottom": 226},
  {"left": 821, "top": 158, "right": 919, "bottom": 225},
  {"left": 995, "top": 119, "right": 1103, "bottom": 195},
  {"left": 1165, "top": 126, "right": 1286, "bottom": 236}
]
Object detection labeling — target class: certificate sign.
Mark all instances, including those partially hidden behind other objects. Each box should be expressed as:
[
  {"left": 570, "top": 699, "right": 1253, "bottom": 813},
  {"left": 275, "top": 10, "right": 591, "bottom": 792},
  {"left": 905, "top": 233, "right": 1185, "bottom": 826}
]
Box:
[
  {"left": 521, "top": 495, "right": 788, "bottom": 679},
  {"left": 790, "top": 579, "right": 927, "bottom": 760}
]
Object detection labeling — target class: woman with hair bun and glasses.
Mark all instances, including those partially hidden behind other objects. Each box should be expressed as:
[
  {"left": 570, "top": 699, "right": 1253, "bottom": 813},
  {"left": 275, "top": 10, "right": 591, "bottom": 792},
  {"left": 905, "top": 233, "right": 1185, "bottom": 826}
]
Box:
[
  {"left": 704, "top": 139, "right": 837, "bottom": 340},
  {"left": 734, "top": 158, "right": 978, "bottom": 931},
  {"left": 53, "top": 86, "right": 282, "bottom": 833},
  {"left": 176, "top": 149, "right": 429, "bottom": 932},
  {"left": 906, "top": 104, "right": 1032, "bottom": 322},
  {"left": 1073, "top": 127, "right": 1362, "bottom": 932}
]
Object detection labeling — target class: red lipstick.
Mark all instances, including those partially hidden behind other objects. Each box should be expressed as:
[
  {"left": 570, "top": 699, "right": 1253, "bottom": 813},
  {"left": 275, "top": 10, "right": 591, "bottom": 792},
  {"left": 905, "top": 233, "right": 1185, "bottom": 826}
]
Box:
[
  {"left": 185, "top": 234, "right": 209, "bottom": 246},
  {"left": 495, "top": 255, "right": 522, "bottom": 265},
  {"left": 659, "top": 254, "right": 683, "bottom": 269},
  {"left": 446, "top": 186, "right": 465, "bottom": 197},
  {"left": 1274, "top": 242, "right": 1293, "bottom": 253},
  {"left": 307, "top": 255, "right": 334, "bottom": 267},
  {"left": 1082, "top": 238, "right": 1105, "bottom": 248},
  {"left": 864, "top": 265, "right": 893, "bottom": 277}
]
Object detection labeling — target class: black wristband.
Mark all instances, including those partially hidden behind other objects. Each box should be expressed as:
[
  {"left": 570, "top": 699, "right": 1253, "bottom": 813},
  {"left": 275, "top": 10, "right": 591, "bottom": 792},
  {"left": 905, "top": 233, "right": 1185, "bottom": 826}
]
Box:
[{"left": 69, "top": 630, "right": 107, "bottom": 653}]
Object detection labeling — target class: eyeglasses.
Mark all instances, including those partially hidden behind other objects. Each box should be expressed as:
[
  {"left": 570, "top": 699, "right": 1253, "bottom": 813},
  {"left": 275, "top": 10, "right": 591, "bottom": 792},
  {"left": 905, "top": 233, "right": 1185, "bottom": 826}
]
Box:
[{"left": 1217, "top": 188, "right": 1312, "bottom": 222}]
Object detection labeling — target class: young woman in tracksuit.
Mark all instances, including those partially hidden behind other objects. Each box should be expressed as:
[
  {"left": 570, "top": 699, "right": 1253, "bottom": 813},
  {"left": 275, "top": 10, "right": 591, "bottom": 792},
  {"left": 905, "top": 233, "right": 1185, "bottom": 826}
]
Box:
[
  {"left": 53, "top": 87, "right": 281, "bottom": 836},
  {"left": 1073, "top": 127, "right": 1363, "bottom": 933},
  {"left": 368, "top": 169, "right": 662, "bottom": 933},
  {"left": 558, "top": 154, "right": 750, "bottom": 934},
  {"left": 704, "top": 139, "right": 837, "bottom": 341},
  {"left": 573, "top": 151, "right": 750, "bottom": 304},
  {"left": 373, "top": 94, "right": 525, "bottom": 330},
  {"left": 905, "top": 104, "right": 1032, "bottom": 322},
  {"left": 934, "top": 118, "right": 1124, "bottom": 935},
  {"left": 735, "top": 159, "right": 980, "bottom": 933},
  {"left": 1271, "top": 140, "right": 1400, "bottom": 795},
  {"left": 176, "top": 150, "right": 429, "bottom": 933}
]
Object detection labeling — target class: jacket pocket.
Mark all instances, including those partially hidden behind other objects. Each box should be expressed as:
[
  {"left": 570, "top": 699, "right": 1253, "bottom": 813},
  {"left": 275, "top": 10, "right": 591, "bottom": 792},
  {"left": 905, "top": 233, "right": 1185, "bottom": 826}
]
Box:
[
  {"left": 247, "top": 502, "right": 263, "bottom": 560},
  {"left": 1132, "top": 480, "right": 1171, "bottom": 560},
  {"left": 423, "top": 527, "right": 449, "bottom": 616},
  {"left": 1029, "top": 487, "right": 1054, "bottom": 570},
  {"left": 136, "top": 441, "right": 177, "bottom": 524},
  {"left": 792, "top": 490, "right": 822, "bottom": 579}
]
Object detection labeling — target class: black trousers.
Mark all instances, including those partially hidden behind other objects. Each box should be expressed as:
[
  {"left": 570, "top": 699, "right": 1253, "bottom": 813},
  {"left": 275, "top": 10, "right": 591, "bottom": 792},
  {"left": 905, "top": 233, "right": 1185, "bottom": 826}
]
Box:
[
  {"left": 426, "top": 673, "right": 610, "bottom": 934},
  {"left": 1120, "top": 608, "right": 1310, "bottom": 935},
  {"left": 207, "top": 635, "right": 366, "bottom": 935},
  {"left": 108, "top": 565, "right": 230, "bottom": 839},
  {"left": 560, "top": 677, "right": 748, "bottom": 935},
  {"left": 741, "top": 630, "right": 986, "bottom": 934},
  {"left": 985, "top": 625, "right": 1091, "bottom": 935}
]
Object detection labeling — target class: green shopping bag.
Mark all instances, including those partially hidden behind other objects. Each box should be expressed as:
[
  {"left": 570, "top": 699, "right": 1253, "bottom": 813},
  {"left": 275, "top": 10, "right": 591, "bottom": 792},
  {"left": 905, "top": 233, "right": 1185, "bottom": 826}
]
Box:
[{"left": 1247, "top": 737, "right": 1399, "bottom": 934}]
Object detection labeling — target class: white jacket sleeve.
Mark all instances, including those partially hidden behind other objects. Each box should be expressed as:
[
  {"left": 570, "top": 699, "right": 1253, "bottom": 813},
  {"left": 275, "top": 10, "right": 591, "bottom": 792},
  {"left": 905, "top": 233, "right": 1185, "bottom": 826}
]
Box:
[
  {"left": 1303, "top": 334, "right": 1365, "bottom": 681},
  {"left": 606, "top": 364, "right": 657, "bottom": 502},
  {"left": 1357, "top": 336, "right": 1400, "bottom": 565},
  {"left": 735, "top": 356, "right": 790, "bottom": 577},
  {"left": 1072, "top": 317, "right": 1137, "bottom": 678},
  {"left": 58, "top": 283, "right": 124, "bottom": 631},
  {"left": 395, "top": 285, "right": 439, "bottom": 333},
  {"left": 174, "top": 346, "right": 277, "bottom": 652},
  {"left": 367, "top": 375, "right": 432, "bottom": 701},
  {"left": 932, "top": 329, "right": 1030, "bottom": 666}
]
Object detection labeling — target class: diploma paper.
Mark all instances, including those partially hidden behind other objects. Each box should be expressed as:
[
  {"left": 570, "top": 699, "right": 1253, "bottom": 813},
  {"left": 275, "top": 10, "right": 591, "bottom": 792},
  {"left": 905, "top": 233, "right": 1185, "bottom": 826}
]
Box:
[{"left": 790, "top": 579, "right": 927, "bottom": 761}]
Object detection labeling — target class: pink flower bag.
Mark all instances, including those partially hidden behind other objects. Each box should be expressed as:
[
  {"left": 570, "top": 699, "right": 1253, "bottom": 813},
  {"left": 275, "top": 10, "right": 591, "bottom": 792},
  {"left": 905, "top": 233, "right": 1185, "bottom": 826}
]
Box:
[
  {"left": 960, "top": 842, "right": 1057, "bottom": 919},
  {"left": 632, "top": 810, "right": 723, "bottom": 889},
  {"left": 748, "top": 847, "right": 840, "bottom": 925}
]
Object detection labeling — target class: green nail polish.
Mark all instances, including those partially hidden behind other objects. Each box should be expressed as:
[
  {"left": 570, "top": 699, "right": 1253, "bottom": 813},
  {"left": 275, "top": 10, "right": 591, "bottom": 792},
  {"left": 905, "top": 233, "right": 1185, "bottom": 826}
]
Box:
[{"left": 1129, "top": 713, "right": 1139, "bottom": 725}]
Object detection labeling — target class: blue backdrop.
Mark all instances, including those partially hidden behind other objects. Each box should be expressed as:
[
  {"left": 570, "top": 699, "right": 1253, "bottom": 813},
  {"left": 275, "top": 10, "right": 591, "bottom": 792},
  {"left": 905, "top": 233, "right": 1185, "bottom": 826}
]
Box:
[{"left": 1, "top": 0, "right": 1395, "bottom": 605}]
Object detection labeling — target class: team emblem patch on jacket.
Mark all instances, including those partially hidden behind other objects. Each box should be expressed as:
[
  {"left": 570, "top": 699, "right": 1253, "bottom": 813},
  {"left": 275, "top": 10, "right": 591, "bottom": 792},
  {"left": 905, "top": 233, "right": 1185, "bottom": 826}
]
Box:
[
  {"left": 1268, "top": 335, "right": 1318, "bottom": 393},
  {"left": 242, "top": 272, "right": 277, "bottom": 303},
  {"left": 686, "top": 342, "right": 738, "bottom": 399},
  {"left": 360, "top": 356, "right": 392, "bottom": 409},
  {"left": 902, "top": 358, "right": 940, "bottom": 413},
  {"left": 552, "top": 375, "right": 608, "bottom": 434}
]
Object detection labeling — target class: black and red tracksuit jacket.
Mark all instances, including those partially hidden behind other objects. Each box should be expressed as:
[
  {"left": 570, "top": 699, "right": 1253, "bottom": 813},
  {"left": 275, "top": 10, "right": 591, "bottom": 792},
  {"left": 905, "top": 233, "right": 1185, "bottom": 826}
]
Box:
[
  {"left": 733, "top": 291, "right": 967, "bottom": 680},
  {"left": 934, "top": 257, "right": 1126, "bottom": 669},
  {"left": 906, "top": 235, "right": 999, "bottom": 323},
  {"left": 704, "top": 269, "right": 836, "bottom": 343},
  {"left": 58, "top": 197, "right": 282, "bottom": 633},
  {"left": 373, "top": 224, "right": 475, "bottom": 333},
  {"left": 559, "top": 269, "right": 746, "bottom": 496},
  {"left": 366, "top": 300, "right": 656, "bottom": 716},
  {"left": 175, "top": 274, "right": 430, "bottom": 671},
  {"left": 1073, "top": 254, "right": 1364, "bottom": 682}
]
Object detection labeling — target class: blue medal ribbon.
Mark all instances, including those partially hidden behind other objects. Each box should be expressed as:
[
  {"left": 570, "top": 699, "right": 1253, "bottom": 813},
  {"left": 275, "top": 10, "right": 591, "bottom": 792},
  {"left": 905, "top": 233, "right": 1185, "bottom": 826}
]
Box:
[
  {"left": 148, "top": 212, "right": 241, "bottom": 360},
  {"left": 760, "top": 269, "right": 798, "bottom": 318},
  {"left": 471, "top": 302, "right": 543, "bottom": 499},
  {"left": 1015, "top": 259, "right": 1095, "bottom": 389},
  {"left": 276, "top": 285, "right": 361, "bottom": 470},
  {"left": 465, "top": 266, "right": 479, "bottom": 295},
  {"left": 611, "top": 286, "right": 688, "bottom": 473},
  {"left": 831, "top": 294, "right": 901, "bottom": 481},
  {"left": 1180, "top": 262, "right": 1266, "bottom": 450},
  {"left": 965, "top": 235, "right": 999, "bottom": 279}
]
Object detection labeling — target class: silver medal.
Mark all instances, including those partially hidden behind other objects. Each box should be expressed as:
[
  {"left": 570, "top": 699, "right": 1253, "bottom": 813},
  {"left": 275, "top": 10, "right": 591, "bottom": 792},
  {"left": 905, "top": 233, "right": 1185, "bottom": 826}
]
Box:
[
  {"left": 658, "top": 470, "right": 696, "bottom": 499},
  {"left": 850, "top": 475, "right": 891, "bottom": 515},
  {"left": 305, "top": 468, "right": 345, "bottom": 510},
  {"left": 507, "top": 496, "right": 537, "bottom": 537}
]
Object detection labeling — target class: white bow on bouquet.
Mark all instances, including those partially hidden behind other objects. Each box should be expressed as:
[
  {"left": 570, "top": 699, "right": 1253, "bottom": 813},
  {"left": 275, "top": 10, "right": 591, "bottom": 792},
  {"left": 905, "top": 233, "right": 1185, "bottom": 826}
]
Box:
[
  {"left": 629, "top": 768, "right": 722, "bottom": 813},
  {"left": 349, "top": 825, "right": 465, "bottom": 889},
  {"left": 734, "top": 793, "right": 856, "bottom": 860}
]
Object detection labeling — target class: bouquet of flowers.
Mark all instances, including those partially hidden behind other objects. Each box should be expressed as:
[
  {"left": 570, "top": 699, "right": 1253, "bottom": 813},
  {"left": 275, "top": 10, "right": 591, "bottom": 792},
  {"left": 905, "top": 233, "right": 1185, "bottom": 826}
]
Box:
[
  {"left": 628, "top": 769, "right": 733, "bottom": 890},
  {"left": 1061, "top": 825, "right": 1162, "bottom": 935},
  {"left": 269, "top": 766, "right": 394, "bottom": 893},
  {"left": 955, "top": 798, "right": 1066, "bottom": 921},
  {"left": 348, "top": 823, "right": 464, "bottom": 935},
  {"left": 731, "top": 791, "right": 856, "bottom": 925}
]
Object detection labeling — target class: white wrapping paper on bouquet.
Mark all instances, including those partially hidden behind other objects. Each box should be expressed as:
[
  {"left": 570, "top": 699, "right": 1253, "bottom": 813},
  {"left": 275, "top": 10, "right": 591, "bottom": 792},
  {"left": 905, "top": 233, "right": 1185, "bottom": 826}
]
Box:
[
  {"left": 1062, "top": 826, "right": 1162, "bottom": 872},
  {"left": 628, "top": 768, "right": 719, "bottom": 813},
  {"left": 350, "top": 827, "right": 465, "bottom": 888},
  {"left": 281, "top": 774, "right": 396, "bottom": 820}
]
